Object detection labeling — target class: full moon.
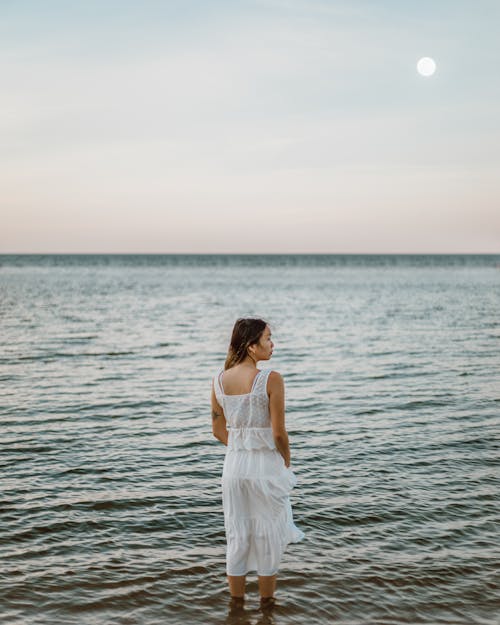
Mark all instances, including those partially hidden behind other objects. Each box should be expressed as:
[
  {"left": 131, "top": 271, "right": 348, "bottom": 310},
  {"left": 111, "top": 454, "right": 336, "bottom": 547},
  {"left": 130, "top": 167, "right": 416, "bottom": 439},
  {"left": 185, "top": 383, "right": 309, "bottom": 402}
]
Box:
[{"left": 417, "top": 57, "right": 436, "bottom": 76}]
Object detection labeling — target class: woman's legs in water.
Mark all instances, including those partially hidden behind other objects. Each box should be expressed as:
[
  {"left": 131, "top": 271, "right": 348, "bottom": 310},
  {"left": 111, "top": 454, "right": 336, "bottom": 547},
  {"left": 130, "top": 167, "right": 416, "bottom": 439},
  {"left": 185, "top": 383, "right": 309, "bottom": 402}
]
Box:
[
  {"left": 258, "top": 574, "right": 276, "bottom": 598},
  {"left": 227, "top": 575, "right": 246, "bottom": 598},
  {"left": 227, "top": 573, "right": 277, "bottom": 599}
]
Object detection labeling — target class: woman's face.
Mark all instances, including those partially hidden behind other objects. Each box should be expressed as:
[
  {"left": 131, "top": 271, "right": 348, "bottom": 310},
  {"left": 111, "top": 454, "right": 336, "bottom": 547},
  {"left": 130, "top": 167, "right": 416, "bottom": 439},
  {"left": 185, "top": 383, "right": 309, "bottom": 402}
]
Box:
[{"left": 253, "top": 324, "right": 274, "bottom": 361}]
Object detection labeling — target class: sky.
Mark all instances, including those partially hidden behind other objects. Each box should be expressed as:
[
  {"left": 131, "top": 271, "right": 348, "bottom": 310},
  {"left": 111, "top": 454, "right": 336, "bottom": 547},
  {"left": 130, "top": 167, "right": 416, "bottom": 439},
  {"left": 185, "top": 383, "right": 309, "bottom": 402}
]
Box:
[{"left": 1, "top": 0, "right": 499, "bottom": 253}]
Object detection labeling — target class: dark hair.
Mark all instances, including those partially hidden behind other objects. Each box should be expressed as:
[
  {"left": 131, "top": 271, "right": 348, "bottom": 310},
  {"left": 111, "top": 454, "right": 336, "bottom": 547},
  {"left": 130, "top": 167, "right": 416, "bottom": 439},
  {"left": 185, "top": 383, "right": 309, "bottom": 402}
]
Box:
[{"left": 224, "top": 318, "right": 268, "bottom": 370}]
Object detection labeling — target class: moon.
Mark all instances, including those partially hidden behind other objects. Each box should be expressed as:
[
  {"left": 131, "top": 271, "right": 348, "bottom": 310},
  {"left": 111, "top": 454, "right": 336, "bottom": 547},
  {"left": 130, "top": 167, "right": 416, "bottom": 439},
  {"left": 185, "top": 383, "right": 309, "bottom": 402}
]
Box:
[{"left": 417, "top": 57, "right": 436, "bottom": 77}]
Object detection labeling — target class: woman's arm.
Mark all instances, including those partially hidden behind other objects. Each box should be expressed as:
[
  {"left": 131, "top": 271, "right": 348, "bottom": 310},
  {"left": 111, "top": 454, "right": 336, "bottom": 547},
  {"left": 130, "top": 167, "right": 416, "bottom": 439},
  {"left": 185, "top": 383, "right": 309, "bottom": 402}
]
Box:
[
  {"left": 211, "top": 383, "right": 228, "bottom": 445},
  {"left": 268, "top": 371, "right": 291, "bottom": 467}
]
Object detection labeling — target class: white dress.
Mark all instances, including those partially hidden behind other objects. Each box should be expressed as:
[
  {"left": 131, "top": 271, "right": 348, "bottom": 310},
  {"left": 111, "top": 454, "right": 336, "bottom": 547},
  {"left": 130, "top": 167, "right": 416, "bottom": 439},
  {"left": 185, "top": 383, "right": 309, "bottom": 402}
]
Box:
[{"left": 213, "top": 367, "right": 305, "bottom": 576}]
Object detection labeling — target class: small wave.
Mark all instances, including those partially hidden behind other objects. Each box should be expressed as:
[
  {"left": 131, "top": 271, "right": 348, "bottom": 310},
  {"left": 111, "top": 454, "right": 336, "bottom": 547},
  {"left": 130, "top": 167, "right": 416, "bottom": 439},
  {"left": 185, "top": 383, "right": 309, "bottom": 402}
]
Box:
[
  {"left": 11, "top": 351, "right": 136, "bottom": 362},
  {"left": 390, "top": 398, "right": 454, "bottom": 410}
]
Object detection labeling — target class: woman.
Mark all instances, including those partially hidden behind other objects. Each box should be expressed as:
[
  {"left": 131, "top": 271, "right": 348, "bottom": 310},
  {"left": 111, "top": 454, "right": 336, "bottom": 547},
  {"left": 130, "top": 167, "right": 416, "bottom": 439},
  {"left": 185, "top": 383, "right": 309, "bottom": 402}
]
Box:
[{"left": 211, "top": 317, "right": 305, "bottom": 612}]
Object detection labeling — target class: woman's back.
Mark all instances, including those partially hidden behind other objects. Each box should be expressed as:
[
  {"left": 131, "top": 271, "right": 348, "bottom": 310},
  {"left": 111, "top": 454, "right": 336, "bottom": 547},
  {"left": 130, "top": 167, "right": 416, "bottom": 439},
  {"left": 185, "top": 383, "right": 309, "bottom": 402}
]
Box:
[
  {"left": 214, "top": 367, "right": 274, "bottom": 431},
  {"left": 219, "top": 366, "right": 264, "bottom": 396}
]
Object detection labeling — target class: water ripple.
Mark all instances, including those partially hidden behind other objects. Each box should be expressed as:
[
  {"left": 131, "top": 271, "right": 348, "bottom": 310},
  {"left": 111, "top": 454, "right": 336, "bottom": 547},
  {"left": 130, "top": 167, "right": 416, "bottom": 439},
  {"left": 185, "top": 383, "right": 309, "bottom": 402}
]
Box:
[{"left": 1, "top": 254, "right": 499, "bottom": 624}]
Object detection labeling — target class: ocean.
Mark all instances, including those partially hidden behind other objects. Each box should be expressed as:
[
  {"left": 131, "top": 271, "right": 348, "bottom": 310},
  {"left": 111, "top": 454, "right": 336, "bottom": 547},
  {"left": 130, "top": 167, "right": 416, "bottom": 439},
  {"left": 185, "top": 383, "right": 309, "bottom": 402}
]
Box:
[{"left": 1, "top": 254, "right": 499, "bottom": 625}]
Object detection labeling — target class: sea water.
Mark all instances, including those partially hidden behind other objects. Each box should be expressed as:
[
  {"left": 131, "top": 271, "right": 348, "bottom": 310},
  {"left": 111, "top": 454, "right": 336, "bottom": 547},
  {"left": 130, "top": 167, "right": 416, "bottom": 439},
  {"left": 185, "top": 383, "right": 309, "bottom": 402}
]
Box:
[{"left": 1, "top": 254, "right": 499, "bottom": 624}]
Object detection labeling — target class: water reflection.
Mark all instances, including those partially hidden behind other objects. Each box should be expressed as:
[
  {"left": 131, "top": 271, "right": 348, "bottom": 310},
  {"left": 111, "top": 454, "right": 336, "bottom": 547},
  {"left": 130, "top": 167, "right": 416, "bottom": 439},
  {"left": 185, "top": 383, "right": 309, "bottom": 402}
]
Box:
[{"left": 224, "top": 596, "right": 277, "bottom": 625}]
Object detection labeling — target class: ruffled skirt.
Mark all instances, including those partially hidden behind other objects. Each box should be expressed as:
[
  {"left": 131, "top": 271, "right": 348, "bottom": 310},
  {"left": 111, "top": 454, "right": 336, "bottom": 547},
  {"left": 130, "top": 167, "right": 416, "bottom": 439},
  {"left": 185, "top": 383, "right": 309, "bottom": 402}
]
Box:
[{"left": 221, "top": 444, "right": 305, "bottom": 576}]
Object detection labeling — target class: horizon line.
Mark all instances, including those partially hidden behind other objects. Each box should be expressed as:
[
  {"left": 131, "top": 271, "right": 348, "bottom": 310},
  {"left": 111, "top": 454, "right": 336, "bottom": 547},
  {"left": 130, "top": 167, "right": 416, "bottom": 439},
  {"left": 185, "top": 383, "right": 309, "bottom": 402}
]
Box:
[{"left": 1, "top": 251, "right": 499, "bottom": 256}]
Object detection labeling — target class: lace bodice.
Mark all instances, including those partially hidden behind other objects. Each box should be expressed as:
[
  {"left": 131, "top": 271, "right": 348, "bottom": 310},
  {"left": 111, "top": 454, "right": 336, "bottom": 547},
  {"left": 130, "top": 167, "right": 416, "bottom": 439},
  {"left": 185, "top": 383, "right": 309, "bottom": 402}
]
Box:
[{"left": 213, "top": 368, "right": 275, "bottom": 450}]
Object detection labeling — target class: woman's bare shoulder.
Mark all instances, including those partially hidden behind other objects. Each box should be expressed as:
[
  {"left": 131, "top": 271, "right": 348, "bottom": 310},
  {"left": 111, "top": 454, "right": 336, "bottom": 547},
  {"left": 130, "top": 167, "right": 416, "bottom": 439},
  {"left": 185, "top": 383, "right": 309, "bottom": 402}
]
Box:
[{"left": 267, "top": 369, "right": 284, "bottom": 391}]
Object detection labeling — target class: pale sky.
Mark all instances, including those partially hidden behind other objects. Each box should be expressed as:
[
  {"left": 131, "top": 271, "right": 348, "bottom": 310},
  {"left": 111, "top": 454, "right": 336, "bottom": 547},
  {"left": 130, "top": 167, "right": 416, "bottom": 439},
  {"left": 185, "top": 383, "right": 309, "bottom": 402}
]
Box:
[{"left": 1, "top": 0, "right": 499, "bottom": 253}]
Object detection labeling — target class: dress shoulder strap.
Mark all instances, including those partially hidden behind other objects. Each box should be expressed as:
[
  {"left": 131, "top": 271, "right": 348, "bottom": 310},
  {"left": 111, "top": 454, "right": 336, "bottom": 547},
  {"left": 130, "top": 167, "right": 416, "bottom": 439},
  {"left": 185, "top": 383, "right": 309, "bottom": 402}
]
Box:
[
  {"left": 213, "top": 368, "right": 225, "bottom": 402},
  {"left": 254, "top": 368, "right": 273, "bottom": 397}
]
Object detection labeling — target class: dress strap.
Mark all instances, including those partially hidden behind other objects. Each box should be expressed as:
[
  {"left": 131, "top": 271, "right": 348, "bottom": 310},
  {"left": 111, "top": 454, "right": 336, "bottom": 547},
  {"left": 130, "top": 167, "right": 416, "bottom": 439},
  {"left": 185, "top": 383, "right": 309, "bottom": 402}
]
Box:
[
  {"left": 218, "top": 369, "right": 225, "bottom": 394},
  {"left": 250, "top": 369, "right": 262, "bottom": 393},
  {"left": 254, "top": 368, "right": 273, "bottom": 396},
  {"left": 213, "top": 368, "right": 225, "bottom": 400}
]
